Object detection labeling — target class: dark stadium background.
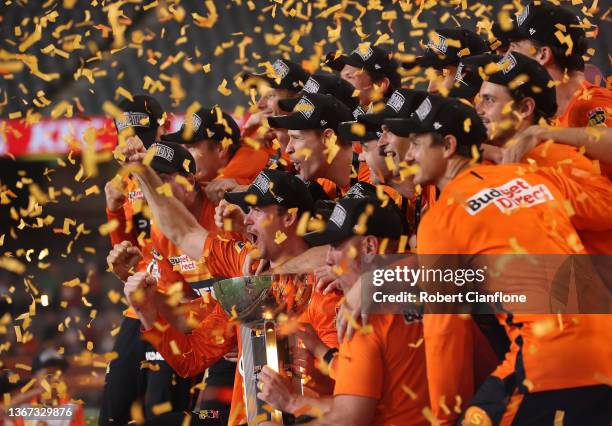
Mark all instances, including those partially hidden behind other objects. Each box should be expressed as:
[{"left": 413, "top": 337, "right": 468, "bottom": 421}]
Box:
[{"left": 0, "top": 0, "right": 609, "bottom": 421}]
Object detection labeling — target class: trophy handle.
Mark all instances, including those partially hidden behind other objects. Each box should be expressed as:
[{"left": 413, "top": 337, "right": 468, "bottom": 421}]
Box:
[{"left": 264, "top": 321, "right": 284, "bottom": 424}]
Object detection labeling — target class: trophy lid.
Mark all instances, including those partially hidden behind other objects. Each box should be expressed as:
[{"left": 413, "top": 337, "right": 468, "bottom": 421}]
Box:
[{"left": 213, "top": 274, "right": 313, "bottom": 324}]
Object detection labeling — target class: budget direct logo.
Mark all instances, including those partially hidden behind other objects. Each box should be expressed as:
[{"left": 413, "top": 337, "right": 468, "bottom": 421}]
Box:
[{"left": 464, "top": 178, "right": 554, "bottom": 216}]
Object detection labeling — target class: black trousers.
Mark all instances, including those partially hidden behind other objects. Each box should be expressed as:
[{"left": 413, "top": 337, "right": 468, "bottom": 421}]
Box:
[
  {"left": 98, "top": 318, "right": 200, "bottom": 425},
  {"left": 99, "top": 317, "right": 148, "bottom": 425},
  {"left": 462, "top": 375, "right": 612, "bottom": 426}
]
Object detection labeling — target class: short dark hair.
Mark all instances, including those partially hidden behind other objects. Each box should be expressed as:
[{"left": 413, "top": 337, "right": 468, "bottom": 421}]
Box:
[
  {"left": 430, "top": 131, "right": 475, "bottom": 159},
  {"left": 367, "top": 70, "right": 396, "bottom": 97},
  {"left": 504, "top": 86, "right": 547, "bottom": 125},
  {"left": 530, "top": 38, "right": 586, "bottom": 73}
]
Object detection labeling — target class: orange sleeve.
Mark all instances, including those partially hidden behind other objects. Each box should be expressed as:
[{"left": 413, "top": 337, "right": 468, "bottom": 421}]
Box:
[
  {"left": 219, "top": 144, "right": 270, "bottom": 184},
  {"left": 566, "top": 92, "right": 611, "bottom": 128},
  {"left": 106, "top": 206, "right": 138, "bottom": 247},
  {"left": 537, "top": 167, "right": 612, "bottom": 231},
  {"left": 299, "top": 292, "right": 340, "bottom": 349},
  {"left": 333, "top": 321, "right": 383, "bottom": 399},
  {"left": 317, "top": 178, "right": 340, "bottom": 200},
  {"left": 423, "top": 314, "right": 475, "bottom": 425},
  {"left": 202, "top": 235, "right": 250, "bottom": 278},
  {"left": 141, "top": 301, "right": 236, "bottom": 378}
]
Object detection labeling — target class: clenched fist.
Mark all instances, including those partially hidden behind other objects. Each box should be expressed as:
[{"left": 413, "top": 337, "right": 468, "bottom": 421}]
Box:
[
  {"left": 124, "top": 271, "right": 158, "bottom": 329},
  {"left": 107, "top": 241, "right": 143, "bottom": 282},
  {"left": 214, "top": 199, "right": 246, "bottom": 235},
  {"left": 116, "top": 135, "right": 147, "bottom": 164},
  {"left": 104, "top": 179, "right": 127, "bottom": 212},
  {"left": 205, "top": 178, "right": 239, "bottom": 204}
]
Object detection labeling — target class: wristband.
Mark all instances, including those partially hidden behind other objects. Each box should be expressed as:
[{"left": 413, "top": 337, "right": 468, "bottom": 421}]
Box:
[{"left": 322, "top": 348, "right": 338, "bottom": 365}]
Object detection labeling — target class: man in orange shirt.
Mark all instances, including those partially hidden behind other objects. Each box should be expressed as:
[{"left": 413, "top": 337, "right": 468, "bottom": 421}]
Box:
[
  {"left": 255, "top": 196, "right": 429, "bottom": 426},
  {"left": 385, "top": 95, "right": 612, "bottom": 425},
  {"left": 123, "top": 168, "right": 340, "bottom": 425},
  {"left": 101, "top": 94, "right": 168, "bottom": 426},
  {"left": 473, "top": 51, "right": 612, "bottom": 256},
  {"left": 268, "top": 93, "right": 355, "bottom": 199},
  {"left": 495, "top": 2, "right": 612, "bottom": 175}
]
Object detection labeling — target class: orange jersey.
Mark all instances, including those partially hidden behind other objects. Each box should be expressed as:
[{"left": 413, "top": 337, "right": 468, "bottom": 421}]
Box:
[
  {"left": 106, "top": 176, "right": 154, "bottom": 319},
  {"left": 523, "top": 142, "right": 612, "bottom": 254},
  {"left": 317, "top": 178, "right": 349, "bottom": 200},
  {"left": 216, "top": 143, "right": 270, "bottom": 185},
  {"left": 333, "top": 313, "right": 429, "bottom": 426},
  {"left": 417, "top": 165, "right": 612, "bottom": 254},
  {"left": 555, "top": 80, "right": 612, "bottom": 178},
  {"left": 417, "top": 164, "right": 612, "bottom": 411},
  {"left": 107, "top": 176, "right": 151, "bottom": 248}
]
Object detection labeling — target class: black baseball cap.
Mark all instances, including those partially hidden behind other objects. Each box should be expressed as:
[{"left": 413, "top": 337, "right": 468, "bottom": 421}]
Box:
[
  {"left": 267, "top": 92, "right": 355, "bottom": 135},
  {"left": 224, "top": 169, "right": 314, "bottom": 214},
  {"left": 148, "top": 141, "right": 196, "bottom": 175},
  {"left": 162, "top": 107, "right": 241, "bottom": 147},
  {"left": 337, "top": 120, "right": 381, "bottom": 143},
  {"left": 481, "top": 52, "right": 558, "bottom": 118},
  {"left": 303, "top": 196, "right": 405, "bottom": 246},
  {"left": 32, "top": 349, "right": 69, "bottom": 373},
  {"left": 495, "top": 2, "right": 587, "bottom": 59},
  {"left": 449, "top": 54, "right": 502, "bottom": 100},
  {"left": 278, "top": 73, "right": 361, "bottom": 117},
  {"left": 326, "top": 44, "right": 401, "bottom": 88},
  {"left": 403, "top": 28, "right": 489, "bottom": 70},
  {"left": 115, "top": 95, "right": 164, "bottom": 148},
  {"left": 242, "top": 59, "right": 310, "bottom": 92},
  {"left": 357, "top": 89, "right": 429, "bottom": 127},
  {"left": 385, "top": 95, "right": 487, "bottom": 149}
]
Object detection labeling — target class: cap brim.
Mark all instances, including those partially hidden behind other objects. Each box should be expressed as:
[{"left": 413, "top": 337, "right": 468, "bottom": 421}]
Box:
[
  {"left": 277, "top": 97, "right": 299, "bottom": 112},
  {"left": 338, "top": 121, "right": 379, "bottom": 143},
  {"left": 358, "top": 112, "right": 390, "bottom": 127},
  {"left": 224, "top": 190, "right": 274, "bottom": 213},
  {"left": 150, "top": 157, "right": 180, "bottom": 175},
  {"left": 449, "top": 83, "right": 480, "bottom": 100},
  {"left": 384, "top": 117, "right": 428, "bottom": 137},
  {"left": 303, "top": 227, "right": 351, "bottom": 247},
  {"left": 402, "top": 54, "right": 451, "bottom": 70},
  {"left": 268, "top": 113, "right": 316, "bottom": 130},
  {"left": 241, "top": 72, "right": 281, "bottom": 89},
  {"left": 325, "top": 54, "right": 348, "bottom": 71}
]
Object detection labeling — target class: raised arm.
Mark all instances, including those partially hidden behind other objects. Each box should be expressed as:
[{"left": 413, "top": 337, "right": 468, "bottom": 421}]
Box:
[
  {"left": 503, "top": 125, "right": 612, "bottom": 164},
  {"left": 131, "top": 164, "right": 208, "bottom": 260}
]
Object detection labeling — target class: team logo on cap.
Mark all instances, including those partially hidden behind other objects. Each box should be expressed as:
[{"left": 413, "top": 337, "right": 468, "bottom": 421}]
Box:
[
  {"left": 516, "top": 4, "right": 530, "bottom": 27},
  {"left": 498, "top": 54, "right": 517, "bottom": 74},
  {"left": 191, "top": 113, "right": 203, "bottom": 132},
  {"left": 273, "top": 60, "right": 290, "bottom": 79},
  {"left": 294, "top": 97, "right": 315, "bottom": 119},
  {"left": 353, "top": 45, "right": 374, "bottom": 61},
  {"left": 346, "top": 184, "right": 367, "bottom": 199},
  {"left": 115, "top": 112, "right": 150, "bottom": 131},
  {"left": 427, "top": 33, "right": 448, "bottom": 54},
  {"left": 387, "top": 91, "right": 406, "bottom": 113},
  {"left": 455, "top": 63, "right": 468, "bottom": 86},
  {"left": 252, "top": 173, "right": 271, "bottom": 195},
  {"left": 329, "top": 204, "right": 347, "bottom": 228},
  {"left": 303, "top": 77, "right": 321, "bottom": 93},
  {"left": 415, "top": 98, "right": 432, "bottom": 122},
  {"left": 152, "top": 143, "right": 175, "bottom": 162}
]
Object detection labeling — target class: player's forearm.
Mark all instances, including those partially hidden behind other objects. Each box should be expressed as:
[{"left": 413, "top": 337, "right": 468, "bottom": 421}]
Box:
[
  {"left": 133, "top": 165, "right": 207, "bottom": 259},
  {"left": 286, "top": 394, "right": 333, "bottom": 422},
  {"left": 542, "top": 127, "right": 612, "bottom": 163}
]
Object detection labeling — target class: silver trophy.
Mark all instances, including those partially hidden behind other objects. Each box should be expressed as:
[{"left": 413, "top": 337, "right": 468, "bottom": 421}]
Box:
[{"left": 213, "top": 274, "right": 313, "bottom": 425}]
